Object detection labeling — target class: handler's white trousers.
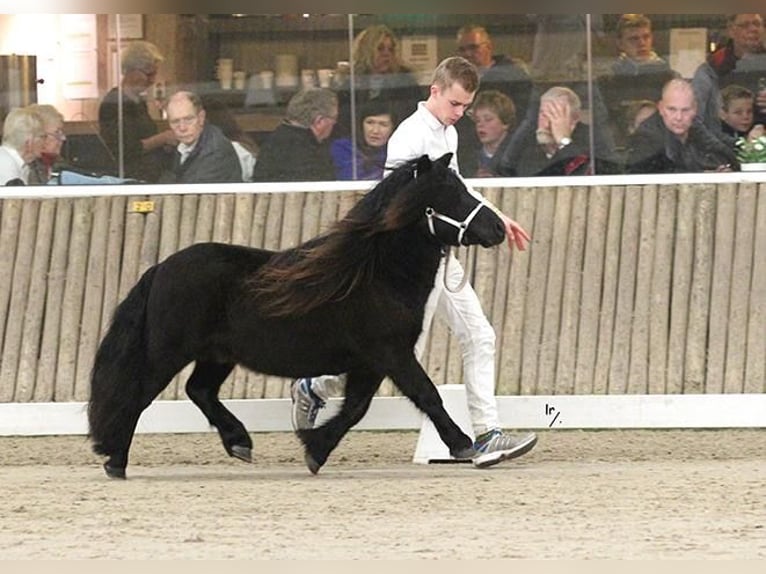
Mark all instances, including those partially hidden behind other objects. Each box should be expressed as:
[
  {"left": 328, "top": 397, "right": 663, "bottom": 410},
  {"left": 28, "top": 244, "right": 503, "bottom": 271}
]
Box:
[{"left": 311, "top": 251, "right": 500, "bottom": 436}]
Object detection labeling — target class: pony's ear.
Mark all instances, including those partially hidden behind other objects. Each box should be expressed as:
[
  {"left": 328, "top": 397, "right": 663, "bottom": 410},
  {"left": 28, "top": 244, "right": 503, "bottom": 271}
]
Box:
[
  {"left": 415, "top": 154, "right": 432, "bottom": 175},
  {"left": 435, "top": 152, "right": 453, "bottom": 168}
]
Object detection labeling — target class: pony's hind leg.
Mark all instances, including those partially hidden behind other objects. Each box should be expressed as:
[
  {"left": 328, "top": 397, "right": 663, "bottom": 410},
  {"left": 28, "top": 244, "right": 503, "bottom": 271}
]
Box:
[
  {"left": 184, "top": 361, "right": 252, "bottom": 462},
  {"left": 298, "top": 366, "right": 383, "bottom": 474}
]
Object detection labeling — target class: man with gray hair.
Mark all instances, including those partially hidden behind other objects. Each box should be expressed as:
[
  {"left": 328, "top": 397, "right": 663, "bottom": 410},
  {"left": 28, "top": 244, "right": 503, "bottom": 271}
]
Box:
[
  {"left": 0, "top": 107, "right": 45, "bottom": 185},
  {"left": 496, "top": 85, "right": 616, "bottom": 176},
  {"left": 252, "top": 88, "right": 338, "bottom": 181},
  {"left": 98, "top": 40, "right": 175, "bottom": 182}
]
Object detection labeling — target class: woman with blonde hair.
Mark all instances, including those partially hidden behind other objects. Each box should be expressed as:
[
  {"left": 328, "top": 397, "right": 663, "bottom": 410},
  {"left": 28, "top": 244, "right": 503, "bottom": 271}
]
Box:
[{"left": 333, "top": 24, "right": 424, "bottom": 139}]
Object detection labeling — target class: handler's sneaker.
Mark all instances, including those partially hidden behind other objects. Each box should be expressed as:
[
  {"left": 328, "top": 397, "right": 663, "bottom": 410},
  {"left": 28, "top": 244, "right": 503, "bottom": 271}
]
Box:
[
  {"left": 472, "top": 429, "right": 538, "bottom": 469},
  {"left": 290, "top": 378, "right": 326, "bottom": 431}
]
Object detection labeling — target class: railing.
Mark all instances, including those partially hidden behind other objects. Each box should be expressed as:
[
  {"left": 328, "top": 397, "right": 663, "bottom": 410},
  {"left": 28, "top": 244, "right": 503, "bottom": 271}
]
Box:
[{"left": 0, "top": 173, "right": 764, "bottom": 404}]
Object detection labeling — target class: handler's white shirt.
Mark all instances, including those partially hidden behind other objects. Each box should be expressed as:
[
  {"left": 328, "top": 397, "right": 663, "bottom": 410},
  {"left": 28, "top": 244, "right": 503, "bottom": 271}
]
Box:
[{"left": 384, "top": 101, "right": 461, "bottom": 176}]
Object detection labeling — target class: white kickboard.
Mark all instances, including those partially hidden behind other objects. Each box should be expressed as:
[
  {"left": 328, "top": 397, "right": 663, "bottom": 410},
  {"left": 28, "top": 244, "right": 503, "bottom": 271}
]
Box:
[{"left": 412, "top": 384, "right": 475, "bottom": 464}]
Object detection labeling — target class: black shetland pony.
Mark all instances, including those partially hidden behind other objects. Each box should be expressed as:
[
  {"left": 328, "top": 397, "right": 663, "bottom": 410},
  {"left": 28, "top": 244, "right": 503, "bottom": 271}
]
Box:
[{"left": 88, "top": 153, "right": 506, "bottom": 478}]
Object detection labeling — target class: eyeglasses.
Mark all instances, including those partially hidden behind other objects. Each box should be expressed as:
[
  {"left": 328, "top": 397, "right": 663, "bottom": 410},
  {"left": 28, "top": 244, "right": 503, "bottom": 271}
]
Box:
[
  {"left": 457, "top": 42, "right": 488, "bottom": 53},
  {"left": 45, "top": 130, "right": 66, "bottom": 142},
  {"left": 733, "top": 19, "right": 763, "bottom": 29},
  {"left": 168, "top": 114, "right": 199, "bottom": 128}
]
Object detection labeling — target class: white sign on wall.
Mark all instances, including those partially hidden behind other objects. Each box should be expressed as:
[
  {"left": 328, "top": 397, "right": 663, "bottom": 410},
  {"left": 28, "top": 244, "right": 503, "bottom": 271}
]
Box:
[
  {"left": 400, "top": 35, "right": 438, "bottom": 85},
  {"left": 669, "top": 27, "right": 708, "bottom": 79}
]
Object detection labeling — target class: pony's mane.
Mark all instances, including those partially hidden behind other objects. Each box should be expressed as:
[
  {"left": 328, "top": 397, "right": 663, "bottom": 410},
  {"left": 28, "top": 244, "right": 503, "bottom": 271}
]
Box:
[{"left": 251, "top": 157, "right": 438, "bottom": 317}]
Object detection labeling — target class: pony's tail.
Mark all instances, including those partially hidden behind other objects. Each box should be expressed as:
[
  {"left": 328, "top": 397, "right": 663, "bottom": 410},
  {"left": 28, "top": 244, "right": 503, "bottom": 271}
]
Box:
[{"left": 88, "top": 265, "right": 158, "bottom": 456}]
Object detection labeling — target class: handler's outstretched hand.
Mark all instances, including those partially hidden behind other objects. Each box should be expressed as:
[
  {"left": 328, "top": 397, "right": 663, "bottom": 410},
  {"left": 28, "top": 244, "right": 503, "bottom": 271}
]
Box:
[{"left": 501, "top": 214, "right": 531, "bottom": 251}]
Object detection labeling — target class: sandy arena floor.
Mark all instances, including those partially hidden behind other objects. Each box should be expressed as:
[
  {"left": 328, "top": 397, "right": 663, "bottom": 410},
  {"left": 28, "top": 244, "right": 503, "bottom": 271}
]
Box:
[{"left": 0, "top": 429, "right": 763, "bottom": 559}]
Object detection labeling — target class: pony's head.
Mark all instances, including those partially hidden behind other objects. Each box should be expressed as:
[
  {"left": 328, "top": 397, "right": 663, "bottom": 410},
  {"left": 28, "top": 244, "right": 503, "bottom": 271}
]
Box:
[{"left": 376, "top": 153, "right": 506, "bottom": 248}]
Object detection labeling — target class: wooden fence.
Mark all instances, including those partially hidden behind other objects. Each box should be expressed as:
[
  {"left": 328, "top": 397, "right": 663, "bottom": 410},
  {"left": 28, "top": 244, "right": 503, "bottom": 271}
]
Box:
[{"left": 0, "top": 181, "right": 764, "bottom": 403}]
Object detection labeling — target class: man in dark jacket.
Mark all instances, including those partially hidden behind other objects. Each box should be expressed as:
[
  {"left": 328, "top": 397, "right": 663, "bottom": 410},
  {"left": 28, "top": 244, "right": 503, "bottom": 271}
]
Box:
[
  {"left": 494, "top": 85, "right": 619, "bottom": 177},
  {"left": 454, "top": 24, "right": 532, "bottom": 175},
  {"left": 692, "top": 13, "right": 766, "bottom": 144},
  {"left": 253, "top": 88, "right": 338, "bottom": 182},
  {"left": 626, "top": 78, "right": 737, "bottom": 174},
  {"left": 159, "top": 90, "right": 241, "bottom": 184}
]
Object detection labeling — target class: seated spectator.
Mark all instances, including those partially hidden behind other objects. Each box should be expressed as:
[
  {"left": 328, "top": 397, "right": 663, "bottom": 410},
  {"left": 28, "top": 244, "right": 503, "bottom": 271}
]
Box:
[
  {"left": 454, "top": 23, "right": 531, "bottom": 176},
  {"left": 719, "top": 84, "right": 756, "bottom": 140},
  {"left": 98, "top": 41, "right": 176, "bottom": 182},
  {"left": 253, "top": 88, "right": 338, "bottom": 182},
  {"left": 494, "top": 86, "right": 618, "bottom": 177},
  {"left": 624, "top": 99, "right": 657, "bottom": 136},
  {"left": 692, "top": 13, "right": 766, "bottom": 145},
  {"left": 465, "top": 90, "right": 516, "bottom": 177},
  {"left": 26, "top": 104, "right": 67, "bottom": 185},
  {"left": 625, "top": 78, "right": 737, "bottom": 174},
  {"left": 202, "top": 96, "right": 258, "bottom": 182},
  {"left": 0, "top": 107, "right": 45, "bottom": 185},
  {"left": 611, "top": 14, "right": 674, "bottom": 76},
  {"left": 330, "top": 99, "right": 395, "bottom": 180},
  {"left": 158, "top": 90, "right": 242, "bottom": 184},
  {"left": 332, "top": 24, "right": 424, "bottom": 140}
]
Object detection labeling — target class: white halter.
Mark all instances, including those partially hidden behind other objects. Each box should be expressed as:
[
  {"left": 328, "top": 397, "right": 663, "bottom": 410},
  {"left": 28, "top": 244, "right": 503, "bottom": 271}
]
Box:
[{"left": 425, "top": 198, "right": 489, "bottom": 293}]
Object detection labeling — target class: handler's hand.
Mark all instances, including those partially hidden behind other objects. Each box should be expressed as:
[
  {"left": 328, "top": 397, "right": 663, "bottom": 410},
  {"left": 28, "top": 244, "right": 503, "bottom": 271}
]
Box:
[{"left": 500, "top": 213, "right": 531, "bottom": 251}]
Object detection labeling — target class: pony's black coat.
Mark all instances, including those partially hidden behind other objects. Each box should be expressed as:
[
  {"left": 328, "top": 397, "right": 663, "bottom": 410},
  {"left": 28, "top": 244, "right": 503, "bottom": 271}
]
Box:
[{"left": 88, "top": 153, "right": 506, "bottom": 478}]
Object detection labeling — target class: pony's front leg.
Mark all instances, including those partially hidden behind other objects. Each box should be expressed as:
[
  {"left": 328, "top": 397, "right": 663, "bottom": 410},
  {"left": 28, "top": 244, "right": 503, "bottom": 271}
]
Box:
[
  {"left": 388, "top": 355, "right": 476, "bottom": 460},
  {"left": 298, "top": 367, "right": 383, "bottom": 474}
]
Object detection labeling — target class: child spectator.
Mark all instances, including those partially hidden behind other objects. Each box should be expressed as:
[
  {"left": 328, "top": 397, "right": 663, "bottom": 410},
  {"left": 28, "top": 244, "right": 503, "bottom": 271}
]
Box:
[
  {"left": 720, "top": 84, "right": 755, "bottom": 140},
  {"left": 467, "top": 90, "right": 516, "bottom": 177}
]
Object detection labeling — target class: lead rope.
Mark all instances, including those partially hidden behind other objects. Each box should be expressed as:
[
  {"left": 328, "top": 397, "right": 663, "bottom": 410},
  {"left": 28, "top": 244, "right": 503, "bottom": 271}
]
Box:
[{"left": 442, "top": 246, "right": 470, "bottom": 293}]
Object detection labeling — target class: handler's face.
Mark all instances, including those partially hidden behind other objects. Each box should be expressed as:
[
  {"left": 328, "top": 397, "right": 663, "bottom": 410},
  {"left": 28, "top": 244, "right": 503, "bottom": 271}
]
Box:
[{"left": 428, "top": 82, "right": 475, "bottom": 126}]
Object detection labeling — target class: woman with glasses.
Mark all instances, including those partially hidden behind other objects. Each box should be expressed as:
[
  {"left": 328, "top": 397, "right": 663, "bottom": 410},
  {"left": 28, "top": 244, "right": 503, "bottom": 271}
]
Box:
[
  {"left": 97, "top": 41, "right": 176, "bottom": 182},
  {"left": 26, "top": 104, "right": 67, "bottom": 185},
  {"left": 0, "top": 107, "right": 45, "bottom": 185}
]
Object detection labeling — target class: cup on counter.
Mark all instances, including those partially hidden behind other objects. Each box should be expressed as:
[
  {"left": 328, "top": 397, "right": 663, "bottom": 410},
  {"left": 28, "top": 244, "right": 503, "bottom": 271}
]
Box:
[
  {"left": 259, "top": 70, "right": 274, "bottom": 90},
  {"left": 317, "top": 68, "right": 333, "bottom": 88},
  {"left": 233, "top": 71, "right": 247, "bottom": 90},
  {"left": 217, "top": 58, "right": 234, "bottom": 90},
  {"left": 301, "top": 69, "right": 317, "bottom": 89}
]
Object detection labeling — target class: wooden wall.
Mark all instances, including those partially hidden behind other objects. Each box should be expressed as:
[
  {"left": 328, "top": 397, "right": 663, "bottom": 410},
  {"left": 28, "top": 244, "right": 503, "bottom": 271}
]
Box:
[{"left": 0, "top": 181, "right": 764, "bottom": 404}]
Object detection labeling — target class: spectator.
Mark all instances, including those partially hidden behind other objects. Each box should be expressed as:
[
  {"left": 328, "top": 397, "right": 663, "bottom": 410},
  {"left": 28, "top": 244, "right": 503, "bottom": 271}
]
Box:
[
  {"left": 495, "top": 86, "right": 617, "bottom": 176},
  {"left": 253, "top": 88, "right": 338, "bottom": 182},
  {"left": 625, "top": 78, "right": 737, "bottom": 174},
  {"left": 330, "top": 99, "right": 395, "bottom": 180},
  {"left": 612, "top": 14, "right": 674, "bottom": 75},
  {"left": 454, "top": 24, "right": 532, "bottom": 175},
  {"left": 0, "top": 107, "right": 45, "bottom": 185},
  {"left": 332, "top": 24, "right": 424, "bottom": 140},
  {"left": 692, "top": 14, "right": 766, "bottom": 144},
  {"left": 98, "top": 41, "right": 175, "bottom": 182},
  {"left": 465, "top": 90, "right": 516, "bottom": 177},
  {"left": 202, "top": 96, "right": 258, "bottom": 182},
  {"left": 158, "top": 90, "right": 242, "bottom": 184},
  {"left": 26, "top": 104, "right": 67, "bottom": 185},
  {"left": 719, "top": 84, "right": 756, "bottom": 140}
]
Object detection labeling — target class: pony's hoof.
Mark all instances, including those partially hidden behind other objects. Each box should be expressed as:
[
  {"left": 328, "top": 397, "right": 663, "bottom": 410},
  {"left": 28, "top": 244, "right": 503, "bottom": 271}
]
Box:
[
  {"left": 305, "top": 453, "right": 322, "bottom": 475},
  {"left": 104, "top": 463, "right": 126, "bottom": 479},
  {"left": 451, "top": 446, "right": 478, "bottom": 460},
  {"left": 230, "top": 445, "right": 252, "bottom": 463}
]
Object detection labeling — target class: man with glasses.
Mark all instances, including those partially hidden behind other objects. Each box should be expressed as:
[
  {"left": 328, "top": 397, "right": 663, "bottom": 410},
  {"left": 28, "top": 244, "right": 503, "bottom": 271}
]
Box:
[
  {"left": 26, "top": 104, "right": 66, "bottom": 185},
  {"left": 454, "top": 24, "right": 531, "bottom": 176},
  {"left": 98, "top": 40, "right": 176, "bottom": 182},
  {"left": 692, "top": 13, "right": 766, "bottom": 144},
  {"left": 0, "top": 107, "right": 45, "bottom": 185},
  {"left": 158, "top": 90, "right": 241, "bottom": 184}
]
